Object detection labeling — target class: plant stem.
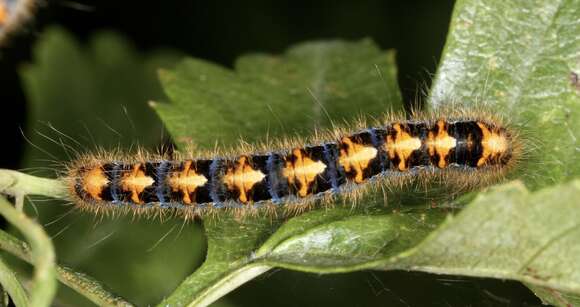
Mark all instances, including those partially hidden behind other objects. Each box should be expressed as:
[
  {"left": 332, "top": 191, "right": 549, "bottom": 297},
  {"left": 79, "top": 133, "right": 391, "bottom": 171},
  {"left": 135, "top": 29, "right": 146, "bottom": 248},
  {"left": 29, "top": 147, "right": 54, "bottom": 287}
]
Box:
[
  {"left": 0, "top": 229, "right": 133, "bottom": 307},
  {"left": 0, "top": 169, "right": 67, "bottom": 200},
  {"left": 0, "top": 196, "right": 57, "bottom": 307},
  {"left": 159, "top": 261, "right": 270, "bottom": 307},
  {"left": 0, "top": 256, "right": 29, "bottom": 307}
]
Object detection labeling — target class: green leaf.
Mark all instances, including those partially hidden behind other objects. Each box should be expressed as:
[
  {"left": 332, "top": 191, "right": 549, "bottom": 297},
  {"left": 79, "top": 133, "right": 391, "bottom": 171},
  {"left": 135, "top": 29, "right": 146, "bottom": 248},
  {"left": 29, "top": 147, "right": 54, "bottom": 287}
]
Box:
[
  {"left": 155, "top": 39, "right": 405, "bottom": 306},
  {"left": 429, "top": 1, "right": 580, "bottom": 303},
  {"left": 20, "top": 26, "right": 179, "bottom": 164},
  {"left": 256, "top": 180, "right": 580, "bottom": 305},
  {"left": 152, "top": 39, "right": 402, "bottom": 148},
  {"left": 528, "top": 284, "right": 580, "bottom": 306},
  {"left": 256, "top": 208, "right": 445, "bottom": 272},
  {"left": 18, "top": 27, "right": 202, "bottom": 306},
  {"left": 239, "top": 180, "right": 580, "bottom": 306},
  {"left": 430, "top": 0, "right": 580, "bottom": 188},
  {"left": 376, "top": 180, "right": 580, "bottom": 307}
]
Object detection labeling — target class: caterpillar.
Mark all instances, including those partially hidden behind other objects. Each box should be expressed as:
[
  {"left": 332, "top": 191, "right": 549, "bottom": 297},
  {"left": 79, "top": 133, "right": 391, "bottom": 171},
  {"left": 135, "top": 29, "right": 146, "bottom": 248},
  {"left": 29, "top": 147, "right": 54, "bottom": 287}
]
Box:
[
  {"left": 65, "top": 110, "right": 522, "bottom": 218},
  {"left": 0, "top": 2, "right": 6, "bottom": 25},
  {"left": 0, "top": 0, "right": 36, "bottom": 43}
]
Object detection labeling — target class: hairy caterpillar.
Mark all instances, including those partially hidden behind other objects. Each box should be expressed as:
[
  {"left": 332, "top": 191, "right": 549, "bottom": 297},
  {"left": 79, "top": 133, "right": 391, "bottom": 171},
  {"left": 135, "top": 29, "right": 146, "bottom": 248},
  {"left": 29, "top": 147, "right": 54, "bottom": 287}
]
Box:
[
  {"left": 0, "top": 0, "right": 36, "bottom": 43},
  {"left": 64, "top": 109, "right": 522, "bottom": 219}
]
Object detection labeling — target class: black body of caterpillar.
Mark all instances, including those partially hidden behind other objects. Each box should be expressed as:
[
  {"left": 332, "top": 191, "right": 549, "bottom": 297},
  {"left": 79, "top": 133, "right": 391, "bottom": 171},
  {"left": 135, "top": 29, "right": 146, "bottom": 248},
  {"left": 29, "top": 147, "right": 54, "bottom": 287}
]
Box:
[{"left": 68, "top": 116, "right": 518, "bottom": 215}]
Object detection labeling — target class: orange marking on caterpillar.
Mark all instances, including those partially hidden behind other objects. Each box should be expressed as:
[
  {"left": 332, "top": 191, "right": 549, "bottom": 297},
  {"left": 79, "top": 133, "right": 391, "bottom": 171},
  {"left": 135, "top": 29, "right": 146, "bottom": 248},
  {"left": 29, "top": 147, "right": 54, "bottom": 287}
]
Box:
[
  {"left": 477, "top": 122, "right": 509, "bottom": 167},
  {"left": 223, "top": 156, "right": 266, "bottom": 203},
  {"left": 339, "top": 136, "right": 378, "bottom": 183},
  {"left": 82, "top": 167, "right": 109, "bottom": 200},
  {"left": 169, "top": 160, "right": 208, "bottom": 204},
  {"left": 427, "top": 120, "right": 457, "bottom": 168},
  {"left": 121, "top": 163, "right": 154, "bottom": 204},
  {"left": 282, "top": 148, "right": 326, "bottom": 197},
  {"left": 386, "top": 123, "right": 422, "bottom": 171},
  {"left": 0, "top": 2, "right": 7, "bottom": 25}
]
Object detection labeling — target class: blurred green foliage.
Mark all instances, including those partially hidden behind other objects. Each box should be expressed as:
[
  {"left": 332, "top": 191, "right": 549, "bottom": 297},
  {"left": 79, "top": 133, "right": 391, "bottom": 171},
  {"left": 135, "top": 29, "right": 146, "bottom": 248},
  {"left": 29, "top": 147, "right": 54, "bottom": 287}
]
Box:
[{"left": 19, "top": 27, "right": 204, "bottom": 306}]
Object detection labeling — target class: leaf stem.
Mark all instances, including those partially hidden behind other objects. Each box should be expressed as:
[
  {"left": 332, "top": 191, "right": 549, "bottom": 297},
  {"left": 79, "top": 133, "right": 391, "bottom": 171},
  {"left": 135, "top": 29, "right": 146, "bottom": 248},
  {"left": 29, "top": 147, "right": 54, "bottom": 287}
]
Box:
[
  {"left": 0, "top": 169, "right": 67, "bottom": 200},
  {"left": 0, "top": 229, "right": 133, "bottom": 307},
  {"left": 0, "top": 256, "right": 29, "bottom": 307},
  {"left": 191, "top": 264, "right": 270, "bottom": 307},
  {"left": 159, "top": 262, "right": 270, "bottom": 307},
  {"left": 0, "top": 196, "right": 57, "bottom": 307}
]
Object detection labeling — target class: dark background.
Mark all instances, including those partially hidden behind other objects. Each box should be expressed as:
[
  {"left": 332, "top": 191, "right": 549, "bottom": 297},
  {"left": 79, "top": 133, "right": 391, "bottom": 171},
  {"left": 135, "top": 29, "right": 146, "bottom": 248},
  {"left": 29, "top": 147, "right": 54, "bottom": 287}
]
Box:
[{"left": 0, "top": 1, "right": 541, "bottom": 306}]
